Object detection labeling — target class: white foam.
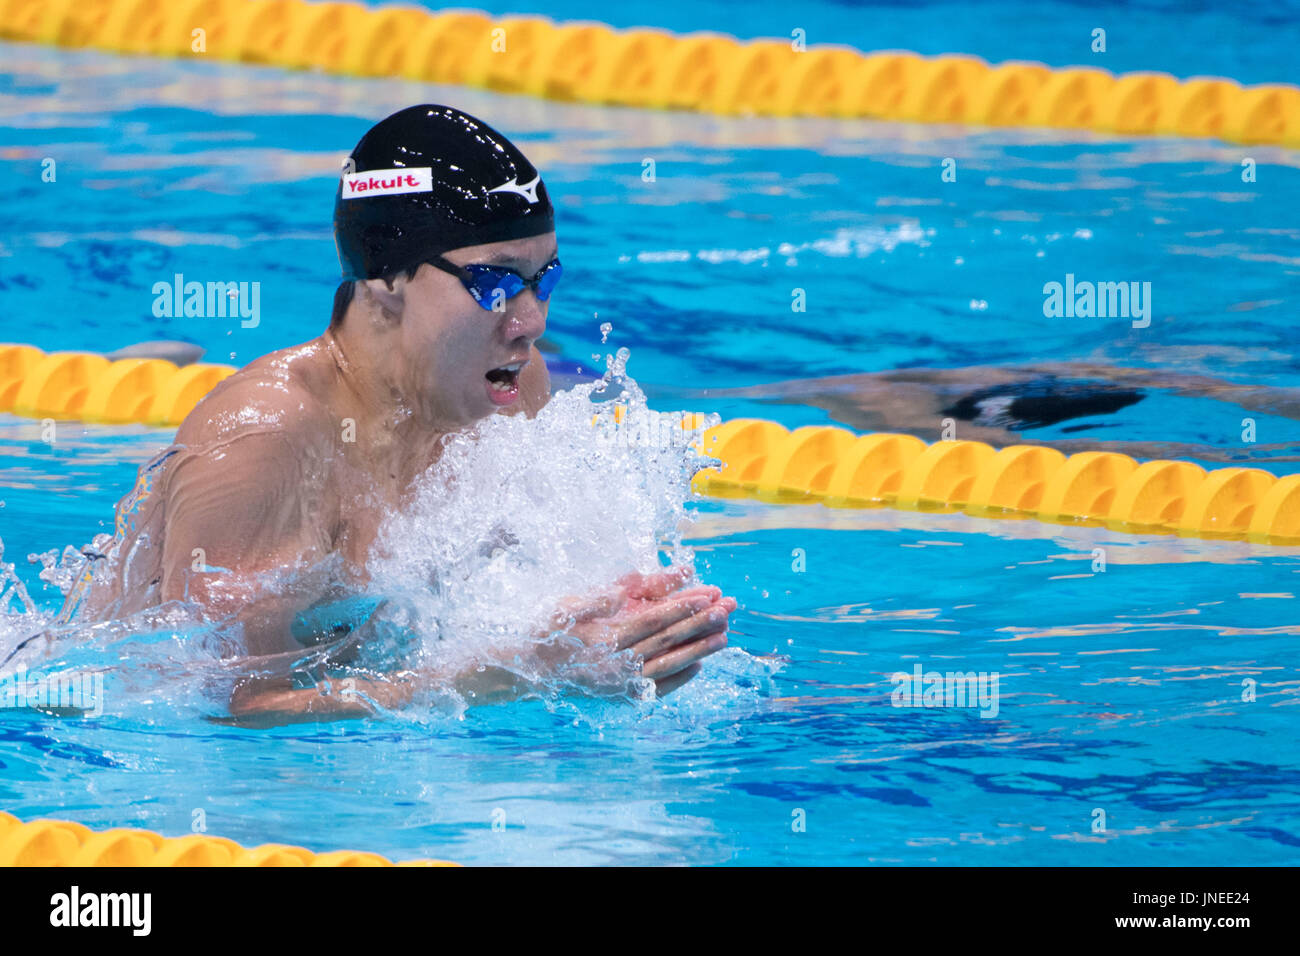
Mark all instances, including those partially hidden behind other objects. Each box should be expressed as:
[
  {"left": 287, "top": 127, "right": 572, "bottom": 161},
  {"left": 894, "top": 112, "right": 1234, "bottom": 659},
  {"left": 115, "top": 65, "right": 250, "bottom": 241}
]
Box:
[{"left": 367, "top": 354, "right": 720, "bottom": 688}]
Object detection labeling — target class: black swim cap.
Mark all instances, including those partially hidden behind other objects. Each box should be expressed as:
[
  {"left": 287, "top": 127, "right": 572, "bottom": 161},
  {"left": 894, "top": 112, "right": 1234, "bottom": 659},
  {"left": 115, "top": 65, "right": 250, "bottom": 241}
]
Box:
[{"left": 333, "top": 105, "right": 555, "bottom": 281}]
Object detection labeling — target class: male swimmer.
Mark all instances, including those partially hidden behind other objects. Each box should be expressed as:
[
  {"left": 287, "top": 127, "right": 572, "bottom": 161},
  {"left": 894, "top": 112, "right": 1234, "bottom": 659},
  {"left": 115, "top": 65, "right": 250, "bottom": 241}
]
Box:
[{"left": 63, "top": 105, "right": 736, "bottom": 723}]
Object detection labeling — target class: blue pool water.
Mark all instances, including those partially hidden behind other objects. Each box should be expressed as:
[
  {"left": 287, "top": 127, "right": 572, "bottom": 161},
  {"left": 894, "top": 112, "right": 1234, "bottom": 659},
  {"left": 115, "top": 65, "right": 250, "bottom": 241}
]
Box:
[{"left": 2, "top": 0, "right": 1300, "bottom": 865}]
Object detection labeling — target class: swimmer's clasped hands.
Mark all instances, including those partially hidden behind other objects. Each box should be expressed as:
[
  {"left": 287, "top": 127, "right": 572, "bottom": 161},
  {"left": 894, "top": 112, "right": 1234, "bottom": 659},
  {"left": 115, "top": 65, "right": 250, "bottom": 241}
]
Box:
[
  {"left": 542, "top": 567, "right": 737, "bottom": 696},
  {"left": 223, "top": 567, "right": 735, "bottom": 726}
]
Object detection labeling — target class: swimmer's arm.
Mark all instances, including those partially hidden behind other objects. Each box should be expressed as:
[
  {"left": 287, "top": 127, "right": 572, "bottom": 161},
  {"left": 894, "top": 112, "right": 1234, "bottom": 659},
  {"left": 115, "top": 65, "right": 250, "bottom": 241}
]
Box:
[
  {"left": 225, "top": 571, "right": 734, "bottom": 725},
  {"left": 225, "top": 574, "right": 732, "bottom": 725},
  {"left": 163, "top": 385, "right": 339, "bottom": 656},
  {"left": 224, "top": 596, "right": 560, "bottom": 725},
  {"left": 225, "top": 666, "right": 528, "bottom": 726}
]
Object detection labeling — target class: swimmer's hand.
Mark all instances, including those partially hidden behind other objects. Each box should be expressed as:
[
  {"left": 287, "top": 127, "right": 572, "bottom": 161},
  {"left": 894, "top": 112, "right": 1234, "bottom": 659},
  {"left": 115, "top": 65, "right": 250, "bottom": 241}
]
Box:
[{"left": 541, "top": 567, "right": 737, "bottom": 696}]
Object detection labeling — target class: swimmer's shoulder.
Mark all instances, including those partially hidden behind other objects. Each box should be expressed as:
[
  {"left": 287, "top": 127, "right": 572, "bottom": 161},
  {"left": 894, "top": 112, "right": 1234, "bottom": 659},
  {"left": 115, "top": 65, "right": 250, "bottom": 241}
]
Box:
[{"left": 175, "top": 338, "right": 336, "bottom": 451}]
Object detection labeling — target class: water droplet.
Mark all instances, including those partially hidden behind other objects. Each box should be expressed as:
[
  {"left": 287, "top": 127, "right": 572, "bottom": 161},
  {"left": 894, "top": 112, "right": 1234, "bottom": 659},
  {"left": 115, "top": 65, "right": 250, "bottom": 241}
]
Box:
[{"left": 599, "top": 321, "right": 613, "bottom": 343}]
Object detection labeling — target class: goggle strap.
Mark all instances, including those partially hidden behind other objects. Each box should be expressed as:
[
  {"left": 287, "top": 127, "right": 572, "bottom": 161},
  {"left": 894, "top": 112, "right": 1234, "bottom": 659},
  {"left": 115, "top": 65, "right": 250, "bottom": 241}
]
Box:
[{"left": 426, "top": 255, "right": 469, "bottom": 282}]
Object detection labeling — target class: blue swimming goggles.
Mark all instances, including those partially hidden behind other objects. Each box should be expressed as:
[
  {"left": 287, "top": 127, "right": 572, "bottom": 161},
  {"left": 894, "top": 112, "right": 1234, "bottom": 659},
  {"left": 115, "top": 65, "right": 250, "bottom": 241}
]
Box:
[{"left": 428, "top": 255, "right": 563, "bottom": 311}]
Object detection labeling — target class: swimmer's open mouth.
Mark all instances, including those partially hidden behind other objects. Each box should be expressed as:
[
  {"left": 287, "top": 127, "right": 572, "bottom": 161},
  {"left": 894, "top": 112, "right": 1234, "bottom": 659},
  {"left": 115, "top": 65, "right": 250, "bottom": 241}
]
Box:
[
  {"left": 485, "top": 360, "right": 527, "bottom": 404},
  {"left": 485, "top": 361, "right": 525, "bottom": 390}
]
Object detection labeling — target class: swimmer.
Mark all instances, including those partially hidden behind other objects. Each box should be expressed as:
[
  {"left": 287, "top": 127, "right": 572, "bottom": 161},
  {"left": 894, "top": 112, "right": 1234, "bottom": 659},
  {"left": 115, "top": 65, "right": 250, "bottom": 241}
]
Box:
[
  {"left": 679, "top": 361, "right": 1300, "bottom": 465},
  {"left": 69, "top": 105, "right": 736, "bottom": 723}
]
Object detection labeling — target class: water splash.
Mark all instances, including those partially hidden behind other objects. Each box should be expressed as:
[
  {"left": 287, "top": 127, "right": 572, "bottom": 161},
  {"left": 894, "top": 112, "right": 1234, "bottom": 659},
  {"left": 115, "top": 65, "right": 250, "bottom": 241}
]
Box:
[
  {"left": 0, "top": 347, "right": 768, "bottom": 723},
  {"left": 0, "top": 538, "right": 37, "bottom": 620},
  {"left": 368, "top": 350, "right": 721, "bottom": 689}
]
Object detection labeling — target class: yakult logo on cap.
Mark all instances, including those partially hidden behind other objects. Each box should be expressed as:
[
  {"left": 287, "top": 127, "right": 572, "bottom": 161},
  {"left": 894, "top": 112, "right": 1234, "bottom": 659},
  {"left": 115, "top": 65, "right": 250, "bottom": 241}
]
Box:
[{"left": 342, "top": 166, "right": 433, "bottom": 199}]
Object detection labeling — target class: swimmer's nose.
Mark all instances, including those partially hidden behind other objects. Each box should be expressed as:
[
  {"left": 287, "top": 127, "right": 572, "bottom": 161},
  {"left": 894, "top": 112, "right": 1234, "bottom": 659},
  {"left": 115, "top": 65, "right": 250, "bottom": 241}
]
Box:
[{"left": 503, "top": 289, "right": 546, "bottom": 346}]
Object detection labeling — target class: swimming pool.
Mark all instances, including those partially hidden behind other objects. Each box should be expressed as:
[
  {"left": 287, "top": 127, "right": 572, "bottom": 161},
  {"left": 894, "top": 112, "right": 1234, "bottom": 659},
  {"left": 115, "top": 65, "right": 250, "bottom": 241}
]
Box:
[{"left": 2, "top": 1, "right": 1299, "bottom": 865}]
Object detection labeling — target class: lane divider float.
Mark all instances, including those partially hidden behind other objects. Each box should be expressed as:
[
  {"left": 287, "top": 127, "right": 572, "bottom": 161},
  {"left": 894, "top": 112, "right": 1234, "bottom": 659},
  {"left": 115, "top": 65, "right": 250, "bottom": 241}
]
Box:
[
  {"left": 0, "top": 343, "right": 234, "bottom": 426},
  {"left": 692, "top": 418, "right": 1300, "bottom": 545},
  {"left": 3, "top": 343, "right": 1296, "bottom": 544},
  {"left": 0, "top": 811, "right": 458, "bottom": 866},
  {"left": 0, "top": 0, "right": 1296, "bottom": 143}
]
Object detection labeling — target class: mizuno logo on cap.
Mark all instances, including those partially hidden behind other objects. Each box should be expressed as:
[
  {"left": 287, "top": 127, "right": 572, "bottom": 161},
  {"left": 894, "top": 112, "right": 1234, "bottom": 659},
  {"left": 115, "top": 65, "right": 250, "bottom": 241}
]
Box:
[
  {"left": 487, "top": 174, "right": 542, "bottom": 204},
  {"left": 342, "top": 166, "right": 433, "bottom": 199}
]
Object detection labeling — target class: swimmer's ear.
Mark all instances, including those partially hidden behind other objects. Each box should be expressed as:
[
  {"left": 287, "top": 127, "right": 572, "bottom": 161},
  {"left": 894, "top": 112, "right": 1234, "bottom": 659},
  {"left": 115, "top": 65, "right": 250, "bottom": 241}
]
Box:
[{"left": 359, "top": 275, "right": 406, "bottom": 324}]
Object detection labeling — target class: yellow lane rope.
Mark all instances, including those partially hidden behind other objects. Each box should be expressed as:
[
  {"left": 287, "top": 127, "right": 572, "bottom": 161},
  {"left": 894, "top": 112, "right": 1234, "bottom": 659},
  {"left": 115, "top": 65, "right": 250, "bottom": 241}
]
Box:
[
  {"left": 0, "top": 811, "right": 459, "bottom": 865},
  {"left": 2, "top": 343, "right": 1297, "bottom": 543},
  {"left": 0, "top": 0, "right": 1296, "bottom": 142}
]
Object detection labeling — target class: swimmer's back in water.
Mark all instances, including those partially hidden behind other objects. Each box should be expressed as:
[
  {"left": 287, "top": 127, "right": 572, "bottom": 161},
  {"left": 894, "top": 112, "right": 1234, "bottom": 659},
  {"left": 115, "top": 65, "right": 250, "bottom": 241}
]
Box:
[
  {"left": 75, "top": 105, "right": 735, "bottom": 723},
  {"left": 681, "top": 360, "right": 1300, "bottom": 465}
]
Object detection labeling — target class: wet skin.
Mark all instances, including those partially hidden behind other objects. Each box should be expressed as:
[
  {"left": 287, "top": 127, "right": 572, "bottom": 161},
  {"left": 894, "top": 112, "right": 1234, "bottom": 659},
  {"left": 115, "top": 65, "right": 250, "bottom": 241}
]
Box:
[{"left": 83, "top": 232, "right": 736, "bottom": 723}]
